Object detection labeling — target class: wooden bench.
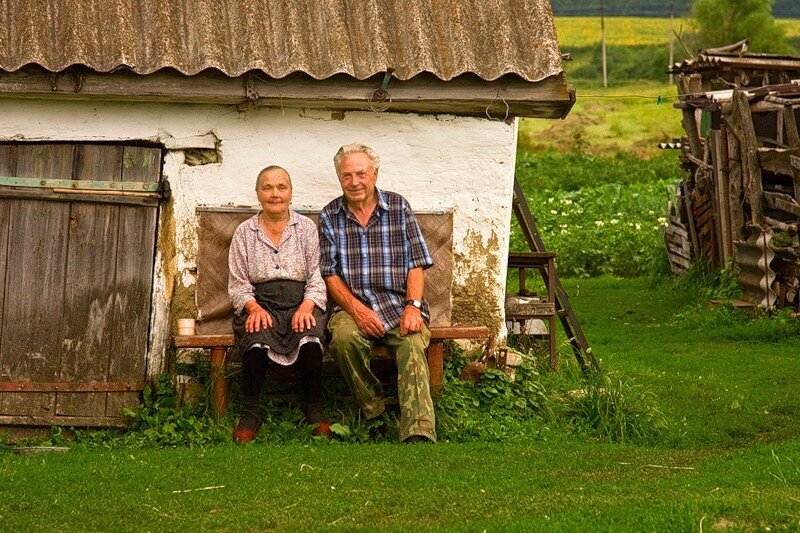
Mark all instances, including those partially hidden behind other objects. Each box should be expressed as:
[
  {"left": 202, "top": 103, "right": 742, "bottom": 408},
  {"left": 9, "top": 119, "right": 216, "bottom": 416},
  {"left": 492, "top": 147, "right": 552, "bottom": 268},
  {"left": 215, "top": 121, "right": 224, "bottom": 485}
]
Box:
[{"left": 174, "top": 325, "right": 490, "bottom": 418}]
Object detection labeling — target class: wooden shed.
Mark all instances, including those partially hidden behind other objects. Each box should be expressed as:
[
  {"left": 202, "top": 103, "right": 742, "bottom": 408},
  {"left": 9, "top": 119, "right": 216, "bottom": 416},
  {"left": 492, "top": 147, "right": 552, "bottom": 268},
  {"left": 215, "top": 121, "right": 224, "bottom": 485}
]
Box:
[
  {"left": 0, "top": 0, "right": 574, "bottom": 426},
  {"left": 667, "top": 42, "right": 800, "bottom": 310}
]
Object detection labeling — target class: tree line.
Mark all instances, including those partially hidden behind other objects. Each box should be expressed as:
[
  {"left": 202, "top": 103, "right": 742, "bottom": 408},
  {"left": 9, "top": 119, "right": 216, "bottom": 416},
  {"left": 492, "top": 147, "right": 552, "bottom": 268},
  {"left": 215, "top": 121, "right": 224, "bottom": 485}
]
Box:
[{"left": 550, "top": 0, "right": 800, "bottom": 18}]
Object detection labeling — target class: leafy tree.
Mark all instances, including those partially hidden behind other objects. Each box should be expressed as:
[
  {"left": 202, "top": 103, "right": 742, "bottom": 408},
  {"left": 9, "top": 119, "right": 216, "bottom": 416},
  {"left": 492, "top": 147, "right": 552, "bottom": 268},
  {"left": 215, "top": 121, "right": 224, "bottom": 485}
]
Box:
[{"left": 691, "top": 0, "right": 792, "bottom": 53}]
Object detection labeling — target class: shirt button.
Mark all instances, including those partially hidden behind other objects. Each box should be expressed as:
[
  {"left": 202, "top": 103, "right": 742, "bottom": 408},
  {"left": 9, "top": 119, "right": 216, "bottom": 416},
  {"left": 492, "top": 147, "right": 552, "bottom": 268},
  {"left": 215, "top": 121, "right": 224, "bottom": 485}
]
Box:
[
  {"left": 274, "top": 250, "right": 278, "bottom": 254},
  {"left": 275, "top": 265, "right": 280, "bottom": 269}
]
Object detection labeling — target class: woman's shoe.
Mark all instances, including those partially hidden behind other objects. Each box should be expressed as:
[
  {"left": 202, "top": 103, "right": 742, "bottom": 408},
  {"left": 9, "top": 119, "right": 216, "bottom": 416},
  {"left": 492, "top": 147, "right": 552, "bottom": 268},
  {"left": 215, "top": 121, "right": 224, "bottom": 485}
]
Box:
[
  {"left": 233, "top": 412, "right": 260, "bottom": 443},
  {"left": 233, "top": 426, "right": 257, "bottom": 443},
  {"left": 304, "top": 403, "right": 332, "bottom": 437}
]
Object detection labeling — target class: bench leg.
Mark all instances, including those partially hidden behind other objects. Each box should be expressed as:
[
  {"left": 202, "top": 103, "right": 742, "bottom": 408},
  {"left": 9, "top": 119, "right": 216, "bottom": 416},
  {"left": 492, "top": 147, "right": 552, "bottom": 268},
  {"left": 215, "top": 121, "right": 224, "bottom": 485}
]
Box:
[
  {"left": 427, "top": 342, "right": 444, "bottom": 396},
  {"left": 548, "top": 315, "right": 558, "bottom": 372},
  {"left": 210, "top": 347, "right": 228, "bottom": 419}
]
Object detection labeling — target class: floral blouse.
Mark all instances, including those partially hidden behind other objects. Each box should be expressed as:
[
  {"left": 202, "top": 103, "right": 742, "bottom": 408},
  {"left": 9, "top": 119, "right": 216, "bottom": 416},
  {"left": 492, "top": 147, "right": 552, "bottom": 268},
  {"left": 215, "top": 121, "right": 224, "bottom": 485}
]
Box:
[{"left": 228, "top": 211, "right": 327, "bottom": 315}]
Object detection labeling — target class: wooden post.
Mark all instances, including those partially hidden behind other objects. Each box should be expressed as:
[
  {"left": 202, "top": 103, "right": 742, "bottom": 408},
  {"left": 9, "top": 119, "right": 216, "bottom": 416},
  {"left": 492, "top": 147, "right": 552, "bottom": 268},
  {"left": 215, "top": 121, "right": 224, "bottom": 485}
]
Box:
[
  {"left": 547, "top": 255, "right": 558, "bottom": 372},
  {"left": 209, "top": 347, "right": 228, "bottom": 419},
  {"left": 734, "top": 92, "right": 765, "bottom": 225},
  {"left": 713, "top": 128, "right": 732, "bottom": 263},
  {"left": 427, "top": 343, "right": 444, "bottom": 396},
  {"left": 600, "top": 0, "right": 608, "bottom": 88}
]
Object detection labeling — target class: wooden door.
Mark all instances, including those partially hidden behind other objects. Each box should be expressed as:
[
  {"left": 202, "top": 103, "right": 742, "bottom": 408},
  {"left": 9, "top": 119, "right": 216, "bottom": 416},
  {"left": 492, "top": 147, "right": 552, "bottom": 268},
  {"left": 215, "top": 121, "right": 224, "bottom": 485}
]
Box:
[{"left": 0, "top": 143, "right": 163, "bottom": 426}]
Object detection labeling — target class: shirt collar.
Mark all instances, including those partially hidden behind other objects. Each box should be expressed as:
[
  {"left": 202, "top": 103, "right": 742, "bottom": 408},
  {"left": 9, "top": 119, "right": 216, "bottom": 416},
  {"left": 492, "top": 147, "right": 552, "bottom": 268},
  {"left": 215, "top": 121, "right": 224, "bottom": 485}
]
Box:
[
  {"left": 248, "top": 210, "right": 299, "bottom": 230},
  {"left": 335, "top": 188, "right": 388, "bottom": 214}
]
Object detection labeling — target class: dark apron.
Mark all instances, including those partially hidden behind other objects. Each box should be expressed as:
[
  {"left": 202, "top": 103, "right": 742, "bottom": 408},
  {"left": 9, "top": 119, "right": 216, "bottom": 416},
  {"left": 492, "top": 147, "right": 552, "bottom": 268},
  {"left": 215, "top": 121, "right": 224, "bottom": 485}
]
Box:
[{"left": 232, "top": 279, "right": 328, "bottom": 357}]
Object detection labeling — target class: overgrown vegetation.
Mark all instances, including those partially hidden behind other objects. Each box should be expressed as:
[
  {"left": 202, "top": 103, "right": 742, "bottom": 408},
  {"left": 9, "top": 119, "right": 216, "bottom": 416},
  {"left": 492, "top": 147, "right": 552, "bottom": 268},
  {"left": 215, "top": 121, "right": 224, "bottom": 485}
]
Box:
[{"left": 513, "top": 150, "right": 678, "bottom": 277}]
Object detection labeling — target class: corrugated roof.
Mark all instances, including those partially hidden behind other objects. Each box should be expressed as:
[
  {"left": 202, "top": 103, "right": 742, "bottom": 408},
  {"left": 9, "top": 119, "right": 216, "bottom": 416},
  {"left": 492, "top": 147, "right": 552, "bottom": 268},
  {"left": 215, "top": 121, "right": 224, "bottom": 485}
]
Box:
[
  {"left": 0, "top": 0, "right": 564, "bottom": 82},
  {"left": 671, "top": 51, "right": 800, "bottom": 74}
]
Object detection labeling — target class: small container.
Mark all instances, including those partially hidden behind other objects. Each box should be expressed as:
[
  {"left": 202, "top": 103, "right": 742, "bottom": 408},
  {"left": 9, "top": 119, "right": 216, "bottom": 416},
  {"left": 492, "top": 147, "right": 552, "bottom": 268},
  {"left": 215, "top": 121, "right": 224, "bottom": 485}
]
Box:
[{"left": 177, "top": 318, "right": 196, "bottom": 336}]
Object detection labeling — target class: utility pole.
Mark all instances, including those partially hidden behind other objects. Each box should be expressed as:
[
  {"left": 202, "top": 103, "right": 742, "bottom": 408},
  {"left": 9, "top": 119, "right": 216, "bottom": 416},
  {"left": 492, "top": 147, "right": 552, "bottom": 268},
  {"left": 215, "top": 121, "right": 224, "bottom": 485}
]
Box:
[
  {"left": 600, "top": 0, "right": 608, "bottom": 88},
  {"left": 668, "top": 2, "right": 674, "bottom": 85}
]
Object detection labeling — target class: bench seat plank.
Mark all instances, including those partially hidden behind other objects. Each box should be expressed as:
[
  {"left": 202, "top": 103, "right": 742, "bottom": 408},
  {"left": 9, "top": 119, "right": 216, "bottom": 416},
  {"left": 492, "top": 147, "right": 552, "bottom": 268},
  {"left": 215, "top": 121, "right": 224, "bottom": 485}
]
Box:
[{"left": 172, "top": 325, "right": 490, "bottom": 418}]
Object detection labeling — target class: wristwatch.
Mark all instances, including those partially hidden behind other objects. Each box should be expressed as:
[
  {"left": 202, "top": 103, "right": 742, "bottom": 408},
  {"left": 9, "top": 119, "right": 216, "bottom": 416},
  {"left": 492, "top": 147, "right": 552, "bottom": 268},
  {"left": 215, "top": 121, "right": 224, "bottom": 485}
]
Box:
[{"left": 404, "top": 299, "right": 423, "bottom": 309}]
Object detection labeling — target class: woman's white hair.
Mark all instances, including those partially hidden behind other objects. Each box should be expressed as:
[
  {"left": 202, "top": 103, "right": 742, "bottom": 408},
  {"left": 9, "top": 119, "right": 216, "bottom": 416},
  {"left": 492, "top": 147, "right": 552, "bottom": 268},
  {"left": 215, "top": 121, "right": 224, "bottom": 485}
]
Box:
[
  {"left": 256, "top": 165, "right": 292, "bottom": 190},
  {"left": 333, "top": 143, "right": 380, "bottom": 174}
]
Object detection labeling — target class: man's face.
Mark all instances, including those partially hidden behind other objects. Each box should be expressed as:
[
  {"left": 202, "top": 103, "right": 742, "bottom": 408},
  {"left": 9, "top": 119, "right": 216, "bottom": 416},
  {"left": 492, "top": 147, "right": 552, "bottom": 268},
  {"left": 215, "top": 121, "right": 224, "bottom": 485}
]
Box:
[{"left": 337, "top": 152, "right": 377, "bottom": 205}]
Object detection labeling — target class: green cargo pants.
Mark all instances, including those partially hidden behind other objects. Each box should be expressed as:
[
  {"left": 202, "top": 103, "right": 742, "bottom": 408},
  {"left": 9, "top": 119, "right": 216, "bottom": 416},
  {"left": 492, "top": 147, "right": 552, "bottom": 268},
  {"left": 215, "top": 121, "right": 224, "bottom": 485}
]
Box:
[{"left": 327, "top": 310, "right": 436, "bottom": 442}]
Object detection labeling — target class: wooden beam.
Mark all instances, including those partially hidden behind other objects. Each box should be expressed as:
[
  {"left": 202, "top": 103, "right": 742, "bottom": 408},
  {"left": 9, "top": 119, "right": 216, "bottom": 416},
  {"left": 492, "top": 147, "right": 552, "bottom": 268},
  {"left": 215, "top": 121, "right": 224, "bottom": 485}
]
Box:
[
  {"left": 733, "top": 91, "right": 766, "bottom": 225},
  {"left": 0, "top": 67, "right": 576, "bottom": 119}
]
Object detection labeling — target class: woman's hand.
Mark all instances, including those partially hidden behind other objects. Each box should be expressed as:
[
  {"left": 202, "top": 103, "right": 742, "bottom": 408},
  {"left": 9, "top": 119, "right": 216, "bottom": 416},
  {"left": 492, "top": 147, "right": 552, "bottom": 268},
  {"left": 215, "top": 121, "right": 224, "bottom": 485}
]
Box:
[
  {"left": 292, "top": 300, "right": 317, "bottom": 333},
  {"left": 244, "top": 300, "right": 273, "bottom": 333}
]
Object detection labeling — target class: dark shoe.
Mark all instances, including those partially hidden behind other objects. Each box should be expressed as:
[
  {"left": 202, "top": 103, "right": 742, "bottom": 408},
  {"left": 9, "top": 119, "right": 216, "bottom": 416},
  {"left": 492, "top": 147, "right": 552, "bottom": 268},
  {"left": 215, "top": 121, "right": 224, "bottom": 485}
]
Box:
[
  {"left": 303, "top": 403, "right": 332, "bottom": 437},
  {"left": 404, "top": 435, "right": 431, "bottom": 444},
  {"left": 233, "top": 426, "right": 257, "bottom": 443},
  {"left": 233, "top": 412, "right": 260, "bottom": 443}
]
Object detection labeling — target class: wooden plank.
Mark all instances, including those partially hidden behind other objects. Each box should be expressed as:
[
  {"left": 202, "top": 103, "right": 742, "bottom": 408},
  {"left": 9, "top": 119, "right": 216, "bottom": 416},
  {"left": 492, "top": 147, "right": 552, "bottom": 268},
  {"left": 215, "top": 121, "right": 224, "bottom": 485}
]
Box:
[
  {"left": 121, "top": 146, "right": 162, "bottom": 183},
  {"left": 784, "top": 106, "right": 800, "bottom": 148},
  {"left": 107, "top": 148, "right": 161, "bottom": 417},
  {"left": 0, "top": 144, "right": 73, "bottom": 417},
  {"left": 0, "top": 414, "right": 128, "bottom": 427},
  {"left": 734, "top": 92, "right": 766, "bottom": 225},
  {"left": 174, "top": 325, "right": 491, "bottom": 350},
  {"left": 57, "top": 145, "right": 124, "bottom": 417},
  {"left": 0, "top": 146, "right": 14, "bottom": 415},
  {"left": 725, "top": 123, "right": 745, "bottom": 242},
  {"left": 56, "top": 202, "right": 119, "bottom": 417},
  {"left": 763, "top": 191, "right": 800, "bottom": 216},
  {"left": 0, "top": 68, "right": 576, "bottom": 119}
]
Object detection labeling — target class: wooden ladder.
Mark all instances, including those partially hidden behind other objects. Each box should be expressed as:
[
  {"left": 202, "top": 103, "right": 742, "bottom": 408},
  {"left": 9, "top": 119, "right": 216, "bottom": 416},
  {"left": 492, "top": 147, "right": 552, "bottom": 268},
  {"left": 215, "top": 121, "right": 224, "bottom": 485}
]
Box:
[{"left": 511, "top": 178, "right": 600, "bottom": 372}]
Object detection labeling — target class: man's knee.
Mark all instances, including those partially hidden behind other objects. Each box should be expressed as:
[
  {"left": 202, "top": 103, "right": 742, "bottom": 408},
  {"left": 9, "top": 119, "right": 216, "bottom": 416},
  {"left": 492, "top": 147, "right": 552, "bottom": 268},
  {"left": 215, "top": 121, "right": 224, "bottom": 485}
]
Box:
[
  {"left": 328, "top": 313, "right": 369, "bottom": 357},
  {"left": 395, "top": 332, "right": 429, "bottom": 364}
]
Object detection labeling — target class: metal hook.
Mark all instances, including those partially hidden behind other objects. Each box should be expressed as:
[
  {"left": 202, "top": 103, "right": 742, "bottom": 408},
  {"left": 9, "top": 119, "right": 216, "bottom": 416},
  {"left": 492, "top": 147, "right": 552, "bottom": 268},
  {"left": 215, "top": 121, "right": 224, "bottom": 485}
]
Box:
[{"left": 485, "top": 91, "right": 510, "bottom": 122}]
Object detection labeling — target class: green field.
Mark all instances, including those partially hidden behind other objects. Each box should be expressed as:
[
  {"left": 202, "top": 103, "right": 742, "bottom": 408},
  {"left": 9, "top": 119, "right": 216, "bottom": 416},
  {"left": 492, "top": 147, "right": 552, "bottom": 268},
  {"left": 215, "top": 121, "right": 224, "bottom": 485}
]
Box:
[
  {"left": 520, "top": 17, "right": 800, "bottom": 156},
  {"left": 519, "top": 81, "right": 683, "bottom": 156},
  {"left": 3, "top": 278, "right": 800, "bottom": 530}
]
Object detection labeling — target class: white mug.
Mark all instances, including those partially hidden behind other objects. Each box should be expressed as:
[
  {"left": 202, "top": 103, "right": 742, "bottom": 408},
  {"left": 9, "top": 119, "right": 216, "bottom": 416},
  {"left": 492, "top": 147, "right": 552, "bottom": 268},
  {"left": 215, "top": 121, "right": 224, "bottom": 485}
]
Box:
[{"left": 177, "top": 318, "right": 195, "bottom": 336}]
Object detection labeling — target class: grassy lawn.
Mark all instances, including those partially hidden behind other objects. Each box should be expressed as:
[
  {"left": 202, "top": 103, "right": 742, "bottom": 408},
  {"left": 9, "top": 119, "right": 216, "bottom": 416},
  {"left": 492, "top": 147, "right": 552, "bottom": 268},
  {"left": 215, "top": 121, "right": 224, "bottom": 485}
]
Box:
[{"left": 3, "top": 277, "right": 799, "bottom": 530}]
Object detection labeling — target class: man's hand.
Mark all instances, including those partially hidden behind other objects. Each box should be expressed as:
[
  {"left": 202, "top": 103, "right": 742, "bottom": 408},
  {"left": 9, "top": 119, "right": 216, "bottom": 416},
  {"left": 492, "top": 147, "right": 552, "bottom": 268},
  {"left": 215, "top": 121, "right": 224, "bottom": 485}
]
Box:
[
  {"left": 244, "top": 300, "right": 273, "bottom": 333},
  {"left": 400, "top": 305, "right": 423, "bottom": 336},
  {"left": 291, "top": 300, "right": 317, "bottom": 333},
  {"left": 353, "top": 303, "right": 386, "bottom": 338}
]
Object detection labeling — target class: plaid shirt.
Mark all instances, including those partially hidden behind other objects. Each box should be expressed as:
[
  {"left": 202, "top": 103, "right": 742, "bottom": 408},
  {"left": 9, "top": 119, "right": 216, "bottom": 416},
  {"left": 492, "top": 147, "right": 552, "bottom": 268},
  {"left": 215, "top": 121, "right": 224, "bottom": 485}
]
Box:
[{"left": 319, "top": 189, "right": 433, "bottom": 331}]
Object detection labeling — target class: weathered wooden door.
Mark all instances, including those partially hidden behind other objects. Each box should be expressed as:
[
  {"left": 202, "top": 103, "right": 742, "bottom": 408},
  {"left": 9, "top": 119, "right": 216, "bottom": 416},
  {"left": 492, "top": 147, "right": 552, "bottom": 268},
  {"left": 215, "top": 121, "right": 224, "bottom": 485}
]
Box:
[{"left": 0, "top": 143, "right": 163, "bottom": 426}]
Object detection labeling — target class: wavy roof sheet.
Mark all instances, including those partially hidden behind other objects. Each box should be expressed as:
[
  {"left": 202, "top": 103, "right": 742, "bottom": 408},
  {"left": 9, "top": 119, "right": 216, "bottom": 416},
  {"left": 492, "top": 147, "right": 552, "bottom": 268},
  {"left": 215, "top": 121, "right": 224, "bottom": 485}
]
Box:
[{"left": 0, "top": 0, "right": 564, "bottom": 82}]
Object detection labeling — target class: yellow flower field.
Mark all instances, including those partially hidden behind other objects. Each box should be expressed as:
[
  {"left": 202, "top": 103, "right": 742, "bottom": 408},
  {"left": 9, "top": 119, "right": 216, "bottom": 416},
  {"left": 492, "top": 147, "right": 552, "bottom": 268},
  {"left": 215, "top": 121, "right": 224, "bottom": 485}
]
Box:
[{"left": 553, "top": 16, "right": 800, "bottom": 48}]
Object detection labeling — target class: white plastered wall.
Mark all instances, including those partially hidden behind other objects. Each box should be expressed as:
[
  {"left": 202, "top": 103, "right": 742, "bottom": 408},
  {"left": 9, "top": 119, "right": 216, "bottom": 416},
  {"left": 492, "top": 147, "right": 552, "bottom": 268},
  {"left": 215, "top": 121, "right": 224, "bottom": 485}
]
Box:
[{"left": 0, "top": 99, "right": 517, "bottom": 377}]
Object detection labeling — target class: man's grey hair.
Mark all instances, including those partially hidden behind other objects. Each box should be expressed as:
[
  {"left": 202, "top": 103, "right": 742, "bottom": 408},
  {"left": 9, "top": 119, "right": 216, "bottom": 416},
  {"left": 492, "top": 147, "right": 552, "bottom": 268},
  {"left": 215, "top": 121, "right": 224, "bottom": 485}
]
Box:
[
  {"left": 256, "top": 165, "right": 292, "bottom": 190},
  {"left": 333, "top": 143, "right": 381, "bottom": 174}
]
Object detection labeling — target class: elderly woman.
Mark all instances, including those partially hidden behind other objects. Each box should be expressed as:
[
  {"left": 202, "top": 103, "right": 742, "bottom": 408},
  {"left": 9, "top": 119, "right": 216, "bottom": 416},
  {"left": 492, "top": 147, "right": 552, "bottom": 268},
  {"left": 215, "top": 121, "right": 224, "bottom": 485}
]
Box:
[{"left": 228, "top": 165, "right": 330, "bottom": 442}]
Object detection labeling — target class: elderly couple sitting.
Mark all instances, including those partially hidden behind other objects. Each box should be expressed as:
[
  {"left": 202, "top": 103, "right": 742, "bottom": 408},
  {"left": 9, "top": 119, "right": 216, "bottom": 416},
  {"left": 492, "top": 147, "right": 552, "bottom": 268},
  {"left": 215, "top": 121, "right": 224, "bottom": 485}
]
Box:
[{"left": 228, "top": 143, "right": 436, "bottom": 444}]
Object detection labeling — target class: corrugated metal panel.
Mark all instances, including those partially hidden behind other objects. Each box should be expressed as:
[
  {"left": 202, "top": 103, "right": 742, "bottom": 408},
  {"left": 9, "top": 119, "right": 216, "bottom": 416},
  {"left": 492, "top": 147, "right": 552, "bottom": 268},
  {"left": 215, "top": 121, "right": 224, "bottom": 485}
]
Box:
[
  {"left": 734, "top": 227, "right": 778, "bottom": 308},
  {"left": 0, "top": 0, "right": 564, "bottom": 82}
]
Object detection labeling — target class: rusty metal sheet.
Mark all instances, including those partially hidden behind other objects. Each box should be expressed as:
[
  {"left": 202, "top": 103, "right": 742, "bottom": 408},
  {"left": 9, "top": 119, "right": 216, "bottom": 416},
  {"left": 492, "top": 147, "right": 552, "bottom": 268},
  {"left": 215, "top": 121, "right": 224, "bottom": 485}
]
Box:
[{"left": 0, "top": 0, "right": 564, "bottom": 83}]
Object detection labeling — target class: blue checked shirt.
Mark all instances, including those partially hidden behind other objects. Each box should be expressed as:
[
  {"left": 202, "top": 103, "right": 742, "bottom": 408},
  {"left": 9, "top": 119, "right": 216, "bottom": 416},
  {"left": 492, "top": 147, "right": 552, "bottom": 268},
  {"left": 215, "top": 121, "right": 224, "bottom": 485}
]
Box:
[{"left": 319, "top": 189, "right": 434, "bottom": 331}]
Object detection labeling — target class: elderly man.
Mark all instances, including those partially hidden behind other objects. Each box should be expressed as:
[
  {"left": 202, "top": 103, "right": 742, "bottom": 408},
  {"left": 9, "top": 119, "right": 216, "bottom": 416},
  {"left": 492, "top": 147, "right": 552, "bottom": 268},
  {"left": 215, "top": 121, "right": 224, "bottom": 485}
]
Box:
[{"left": 319, "top": 143, "right": 436, "bottom": 443}]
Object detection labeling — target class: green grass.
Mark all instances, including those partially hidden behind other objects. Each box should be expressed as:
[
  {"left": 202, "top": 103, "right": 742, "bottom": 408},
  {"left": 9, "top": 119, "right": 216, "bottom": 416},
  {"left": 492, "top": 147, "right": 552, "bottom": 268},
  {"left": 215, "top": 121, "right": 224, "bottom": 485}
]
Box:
[
  {"left": 519, "top": 81, "right": 684, "bottom": 156},
  {"left": 3, "top": 277, "right": 800, "bottom": 530}
]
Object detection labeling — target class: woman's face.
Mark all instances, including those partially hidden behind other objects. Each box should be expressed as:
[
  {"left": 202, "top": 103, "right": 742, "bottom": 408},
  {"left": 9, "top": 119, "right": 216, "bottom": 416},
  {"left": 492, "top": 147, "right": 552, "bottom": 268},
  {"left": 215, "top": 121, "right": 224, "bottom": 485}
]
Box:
[{"left": 257, "top": 169, "right": 292, "bottom": 217}]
